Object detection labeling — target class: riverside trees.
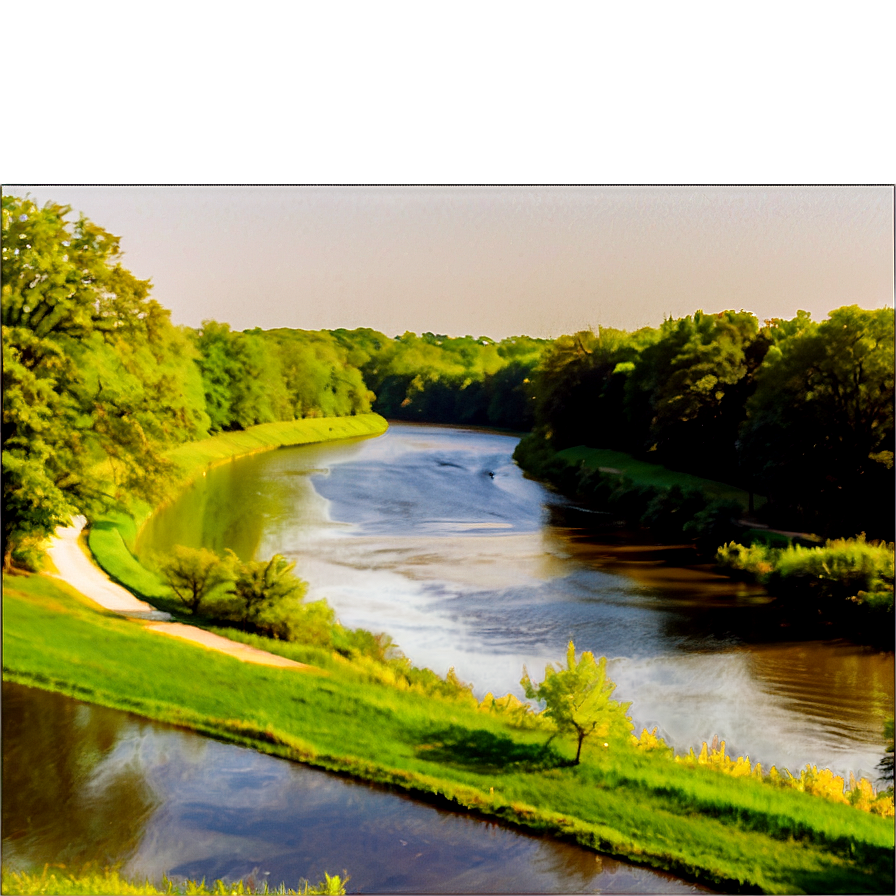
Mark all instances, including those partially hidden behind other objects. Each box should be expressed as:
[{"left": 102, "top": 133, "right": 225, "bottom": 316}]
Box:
[
  {"left": 519, "top": 307, "right": 895, "bottom": 541},
  {"left": 1, "top": 196, "right": 207, "bottom": 570},
  {"left": 522, "top": 641, "right": 632, "bottom": 764}
]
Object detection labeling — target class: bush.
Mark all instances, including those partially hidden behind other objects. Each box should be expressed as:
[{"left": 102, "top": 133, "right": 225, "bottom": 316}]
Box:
[
  {"left": 11, "top": 533, "right": 49, "bottom": 572},
  {"left": 716, "top": 536, "right": 895, "bottom": 623},
  {"left": 683, "top": 498, "right": 743, "bottom": 554},
  {"left": 642, "top": 486, "right": 708, "bottom": 540}
]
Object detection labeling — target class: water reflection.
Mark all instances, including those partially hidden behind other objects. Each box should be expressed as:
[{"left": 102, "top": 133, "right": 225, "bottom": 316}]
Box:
[
  {"left": 2, "top": 682, "right": 160, "bottom": 871},
  {"left": 2, "top": 683, "right": 705, "bottom": 894},
  {"left": 137, "top": 424, "right": 894, "bottom": 780}
]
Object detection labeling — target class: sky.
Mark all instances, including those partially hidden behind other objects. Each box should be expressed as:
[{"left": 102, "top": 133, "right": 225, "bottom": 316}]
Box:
[{"left": 7, "top": 185, "right": 894, "bottom": 341}]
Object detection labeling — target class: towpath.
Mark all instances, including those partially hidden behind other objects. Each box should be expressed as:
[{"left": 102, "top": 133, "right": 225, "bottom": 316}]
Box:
[{"left": 46, "top": 518, "right": 311, "bottom": 671}]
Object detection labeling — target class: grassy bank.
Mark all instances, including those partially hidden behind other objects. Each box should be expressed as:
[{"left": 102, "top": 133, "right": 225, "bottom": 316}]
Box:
[
  {"left": 86, "top": 415, "right": 388, "bottom": 603},
  {"left": 555, "top": 445, "right": 763, "bottom": 509},
  {"left": 3, "top": 572, "right": 893, "bottom": 895},
  {"left": 0, "top": 868, "right": 346, "bottom": 896}
]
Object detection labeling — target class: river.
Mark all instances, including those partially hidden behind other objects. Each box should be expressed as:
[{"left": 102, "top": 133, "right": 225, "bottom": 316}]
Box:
[
  {"left": 137, "top": 423, "right": 893, "bottom": 780},
  {"left": 7, "top": 423, "right": 891, "bottom": 893}
]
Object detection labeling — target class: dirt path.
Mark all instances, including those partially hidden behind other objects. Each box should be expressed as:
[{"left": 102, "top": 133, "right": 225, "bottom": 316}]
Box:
[{"left": 46, "top": 518, "right": 311, "bottom": 672}]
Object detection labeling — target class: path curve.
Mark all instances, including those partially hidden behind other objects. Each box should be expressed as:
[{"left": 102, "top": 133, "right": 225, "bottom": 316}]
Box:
[{"left": 46, "top": 518, "right": 312, "bottom": 672}]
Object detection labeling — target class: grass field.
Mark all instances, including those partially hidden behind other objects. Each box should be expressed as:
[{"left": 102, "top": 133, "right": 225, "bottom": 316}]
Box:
[
  {"left": 556, "top": 445, "right": 765, "bottom": 510},
  {"left": 3, "top": 572, "right": 893, "bottom": 895}
]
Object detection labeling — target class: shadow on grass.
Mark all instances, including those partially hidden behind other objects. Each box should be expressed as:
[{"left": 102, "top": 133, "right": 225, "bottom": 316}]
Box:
[{"left": 415, "top": 723, "right": 568, "bottom": 772}]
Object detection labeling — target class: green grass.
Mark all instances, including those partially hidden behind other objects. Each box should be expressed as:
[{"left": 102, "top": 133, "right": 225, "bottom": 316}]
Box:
[
  {"left": 0, "top": 868, "right": 346, "bottom": 895},
  {"left": 4, "top": 572, "right": 893, "bottom": 895},
  {"left": 86, "top": 415, "right": 388, "bottom": 602},
  {"left": 164, "top": 415, "right": 388, "bottom": 480},
  {"left": 556, "top": 445, "right": 764, "bottom": 510}
]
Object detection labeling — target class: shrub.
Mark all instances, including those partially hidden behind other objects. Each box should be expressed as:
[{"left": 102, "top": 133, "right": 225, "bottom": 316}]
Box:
[
  {"left": 631, "top": 726, "right": 674, "bottom": 757},
  {"left": 642, "top": 486, "right": 708, "bottom": 540},
  {"left": 683, "top": 498, "right": 743, "bottom": 554},
  {"left": 160, "top": 545, "right": 236, "bottom": 614},
  {"left": 716, "top": 535, "right": 894, "bottom": 616}
]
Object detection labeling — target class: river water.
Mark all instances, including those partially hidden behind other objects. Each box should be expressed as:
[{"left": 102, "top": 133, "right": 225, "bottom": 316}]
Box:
[
  {"left": 2, "top": 682, "right": 702, "bottom": 893},
  {"left": 138, "top": 423, "right": 893, "bottom": 780},
  {"left": 6, "top": 423, "right": 891, "bottom": 893}
]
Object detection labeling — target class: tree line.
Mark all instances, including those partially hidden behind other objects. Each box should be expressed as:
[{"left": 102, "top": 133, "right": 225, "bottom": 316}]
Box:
[
  {"left": 1, "top": 196, "right": 544, "bottom": 568},
  {"left": 3, "top": 194, "right": 893, "bottom": 569},
  {"left": 518, "top": 307, "right": 894, "bottom": 541}
]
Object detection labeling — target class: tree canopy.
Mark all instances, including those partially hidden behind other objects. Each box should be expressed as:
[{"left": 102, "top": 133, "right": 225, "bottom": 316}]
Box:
[{"left": 1, "top": 196, "right": 202, "bottom": 568}]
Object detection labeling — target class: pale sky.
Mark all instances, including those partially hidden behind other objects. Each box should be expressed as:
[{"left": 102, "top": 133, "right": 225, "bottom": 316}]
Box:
[{"left": 6, "top": 186, "right": 894, "bottom": 340}]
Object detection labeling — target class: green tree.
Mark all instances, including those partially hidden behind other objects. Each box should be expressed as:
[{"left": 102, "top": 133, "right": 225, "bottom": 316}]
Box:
[
  {"left": 160, "top": 545, "right": 236, "bottom": 615},
  {"left": 2, "top": 195, "right": 195, "bottom": 568},
  {"left": 233, "top": 554, "right": 307, "bottom": 623},
  {"left": 521, "top": 641, "right": 632, "bottom": 764},
  {"left": 740, "top": 306, "right": 895, "bottom": 536}
]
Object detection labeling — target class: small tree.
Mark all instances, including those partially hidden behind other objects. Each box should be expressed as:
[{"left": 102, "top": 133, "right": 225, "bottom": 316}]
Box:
[
  {"left": 522, "top": 641, "right": 632, "bottom": 764},
  {"left": 233, "top": 554, "right": 307, "bottom": 623},
  {"left": 161, "top": 545, "right": 235, "bottom": 615}
]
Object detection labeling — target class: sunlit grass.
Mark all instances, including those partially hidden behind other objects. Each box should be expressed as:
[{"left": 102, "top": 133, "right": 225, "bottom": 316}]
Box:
[
  {"left": 0, "top": 868, "right": 346, "bottom": 895},
  {"left": 4, "top": 572, "right": 893, "bottom": 894}
]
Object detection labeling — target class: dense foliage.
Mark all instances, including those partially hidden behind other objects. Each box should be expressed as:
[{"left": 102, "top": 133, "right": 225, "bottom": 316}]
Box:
[
  {"left": 519, "top": 308, "right": 894, "bottom": 540},
  {"left": 2, "top": 196, "right": 208, "bottom": 569}
]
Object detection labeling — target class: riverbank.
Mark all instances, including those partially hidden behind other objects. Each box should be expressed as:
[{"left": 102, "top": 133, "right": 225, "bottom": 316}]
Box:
[
  {"left": 515, "top": 435, "right": 894, "bottom": 645},
  {"left": 3, "top": 571, "right": 893, "bottom": 894},
  {"left": 85, "top": 414, "right": 388, "bottom": 604}
]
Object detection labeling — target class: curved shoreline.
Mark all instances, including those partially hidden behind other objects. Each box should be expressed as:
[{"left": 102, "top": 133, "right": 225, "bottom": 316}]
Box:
[
  {"left": 5, "top": 413, "right": 894, "bottom": 894},
  {"left": 86, "top": 414, "right": 388, "bottom": 602}
]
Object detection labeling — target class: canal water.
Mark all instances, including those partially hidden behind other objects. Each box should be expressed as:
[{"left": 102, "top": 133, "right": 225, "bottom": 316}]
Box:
[
  {"left": 137, "top": 423, "right": 893, "bottom": 780},
  {"left": 2, "top": 682, "right": 704, "bottom": 893}
]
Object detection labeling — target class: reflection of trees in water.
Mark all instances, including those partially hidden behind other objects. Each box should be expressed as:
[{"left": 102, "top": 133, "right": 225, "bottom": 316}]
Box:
[
  {"left": 2, "top": 683, "right": 159, "bottom": 871},
  {"left": 745, "top": 643, "right": 894, "bottom": 737}
]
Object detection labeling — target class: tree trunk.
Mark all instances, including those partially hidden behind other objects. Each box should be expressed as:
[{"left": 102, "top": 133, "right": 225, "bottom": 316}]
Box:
[{"left": 575, "top": 731, "right": 584, "bottom": 764}]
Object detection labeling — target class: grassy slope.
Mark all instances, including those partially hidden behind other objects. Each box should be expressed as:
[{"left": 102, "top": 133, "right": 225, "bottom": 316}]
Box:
[
  {"left": 556, "top": 445, "right": 765, "bottom": 510},
  {"left": 86, "top": 415, "right": 388, "bottom": 603},
  {"left": 3, "top": 573, "right": 893, "bottom": 895}
]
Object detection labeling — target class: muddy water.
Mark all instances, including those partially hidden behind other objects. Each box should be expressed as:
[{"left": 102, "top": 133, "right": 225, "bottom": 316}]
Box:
[
  {"left": 2, "top": 682, "right": 704, "bottom": 894},
  {"left": 138, "top": 423, "right": 894, "bottom": 779}
]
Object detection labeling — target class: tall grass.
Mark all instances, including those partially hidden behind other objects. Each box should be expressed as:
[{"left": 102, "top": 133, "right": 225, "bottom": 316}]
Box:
[
  {"left": 4, "top": 572, "right": 893, "bottom": 894},
  {"left": 0, "top": 868, "right": 346, "bottom": 895}
]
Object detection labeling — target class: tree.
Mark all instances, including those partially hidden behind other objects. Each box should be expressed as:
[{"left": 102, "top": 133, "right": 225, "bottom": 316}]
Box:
[
  {"left": 2, "top": 196, "right": 195, "bottom": 568},
  {"left": 160, "top": 546, "right": 235, "bottom": 615},
  {"left": 521, "top": 641, "right": 632, "bottom": 764},
  {"left": 739, "top": 306, "right": 895, "bottom": 537},
  {"left": 232, "top": 554, "right": 307, "bottom": 622}
]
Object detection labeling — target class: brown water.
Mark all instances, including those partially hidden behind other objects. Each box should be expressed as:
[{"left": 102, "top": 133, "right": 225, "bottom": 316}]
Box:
[
  {"left": 137, "top": 423, "right": 894, "bottom": 779},
  {"left": 1, "top": 682, "right": 706, "bottom": 894}
]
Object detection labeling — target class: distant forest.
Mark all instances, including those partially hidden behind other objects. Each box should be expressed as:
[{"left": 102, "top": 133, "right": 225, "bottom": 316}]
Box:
[{"left": 3, "top": 195, "right": 894, "bottom": 567}]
